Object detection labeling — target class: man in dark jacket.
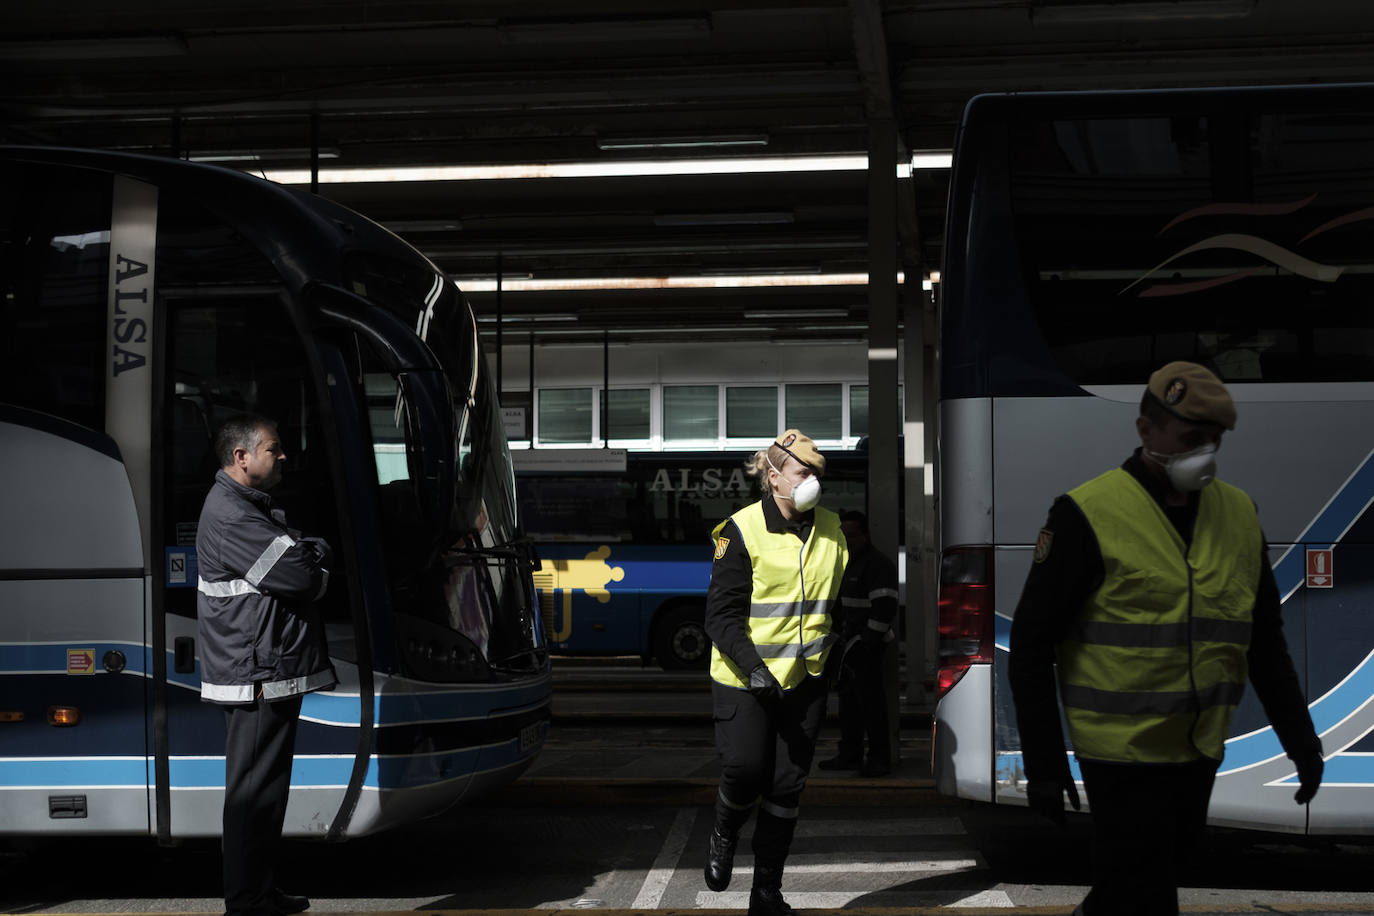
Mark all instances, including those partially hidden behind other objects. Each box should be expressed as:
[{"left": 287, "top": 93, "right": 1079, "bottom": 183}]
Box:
[
  {"left": 1009, "top": 362, "right": 1323, "bottom": 916},
  {"left": 197, "top": 413, "right": 336, "bottom": 916},
  {"left": 818, "top": 510, "right": 898, "bottom": 777}
]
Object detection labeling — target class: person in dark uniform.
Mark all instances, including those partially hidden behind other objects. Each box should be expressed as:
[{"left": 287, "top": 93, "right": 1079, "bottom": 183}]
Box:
[
  {"left": 1009, "top": 362, "right": 1324, "bottom": 916},
  {"left": 197, "top": 414, "right": 336, "bottom": 916},
  {"left": 817, "top": 510, "right": 898, "bottom": 777},
  {"left": 702, "top": 429, "right": 848, "bottom": 916}
]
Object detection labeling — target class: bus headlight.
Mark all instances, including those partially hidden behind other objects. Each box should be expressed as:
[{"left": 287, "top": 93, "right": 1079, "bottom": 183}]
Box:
[{"left": 395, "top": 613, "right": 492, "bottom": 682}]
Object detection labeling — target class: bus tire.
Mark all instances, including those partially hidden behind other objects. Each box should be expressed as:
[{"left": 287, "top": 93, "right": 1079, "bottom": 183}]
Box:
[{"left": 654, "top": 603, "right": 710, "bottom": 671}]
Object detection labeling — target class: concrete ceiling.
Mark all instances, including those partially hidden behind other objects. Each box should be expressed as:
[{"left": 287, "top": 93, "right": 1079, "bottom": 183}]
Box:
[{"left": 5, "top": 0, "right": 1374, "bottom": 343}]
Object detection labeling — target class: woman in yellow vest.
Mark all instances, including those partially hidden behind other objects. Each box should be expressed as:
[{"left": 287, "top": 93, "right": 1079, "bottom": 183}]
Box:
[
  {"left": 702, "top": 429, "right": 848, "bottom": 916},
  {"left": 1009, "top": 361, "right": 1323, "bottom": 916}
]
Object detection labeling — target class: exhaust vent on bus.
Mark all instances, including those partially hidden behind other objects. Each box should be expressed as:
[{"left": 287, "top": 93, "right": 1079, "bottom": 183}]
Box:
[{"left": 936, "top": 546, "right": 994, "bottom": 701}]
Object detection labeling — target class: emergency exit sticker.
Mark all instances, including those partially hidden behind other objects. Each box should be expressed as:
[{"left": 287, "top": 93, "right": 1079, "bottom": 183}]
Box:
[
  {"left": 67, "top": 648, "right": 96, "bottom": 675},
  {"left": 1306, "top": 548, "right": 1334, "bottom": 589}
]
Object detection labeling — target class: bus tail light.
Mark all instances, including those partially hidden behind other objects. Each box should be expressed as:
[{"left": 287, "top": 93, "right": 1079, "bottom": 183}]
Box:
[
  {"left": 47, "top": 706, "right": 81, "bottom": 727},
  {"left": 936, "top": 546, "right": 994, "bottom": 701}
]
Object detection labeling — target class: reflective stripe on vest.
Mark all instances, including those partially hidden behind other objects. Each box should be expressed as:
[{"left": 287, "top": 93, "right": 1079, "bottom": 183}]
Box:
[
  {"left": 1058, "top": 468, "right": 1261, "bottom": 763},
  {"left": 709, "top": 501, "right": 847, "bottom": 690}
]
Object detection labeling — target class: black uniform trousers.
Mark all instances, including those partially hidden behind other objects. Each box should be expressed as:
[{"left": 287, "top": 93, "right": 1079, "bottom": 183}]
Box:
[
  {"left": 713, "top": 674, "right": 828, "bottom": 811},
  {"left": 222, "top": 692, "right": 304, "bottom": 916},
  {"left": 1078, "top": 757, "right": 1219, "bottom": 916}
]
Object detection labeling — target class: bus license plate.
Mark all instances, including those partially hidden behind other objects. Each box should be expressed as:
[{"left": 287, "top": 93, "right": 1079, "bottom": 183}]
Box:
[{"left": 520, "top": 722, "right": 544, "bottom": 752}]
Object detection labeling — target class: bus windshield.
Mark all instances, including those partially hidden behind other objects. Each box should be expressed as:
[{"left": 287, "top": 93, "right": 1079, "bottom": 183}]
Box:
[{"left": 343, "top": 251, "right": 535, "bottom": 672}]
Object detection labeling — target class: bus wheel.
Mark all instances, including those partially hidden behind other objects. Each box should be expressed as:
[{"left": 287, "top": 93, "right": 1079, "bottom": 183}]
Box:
[{"left": 655, "top": 604, "right": 710, "bottom": 671}]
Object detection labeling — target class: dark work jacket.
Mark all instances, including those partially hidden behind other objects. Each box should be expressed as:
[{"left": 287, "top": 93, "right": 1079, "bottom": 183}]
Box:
[
  {"left": 1008, "top": 450, "right": 1320, "bottom": 781},
  {"left": 195, "top": 469, "right": 337, "bottom": 704},
  {"left": 839, "top": 542, "right": 899, "bottom": 639},
  {"left": 705, "top": 491, "right": 814, "bottom": 676}
]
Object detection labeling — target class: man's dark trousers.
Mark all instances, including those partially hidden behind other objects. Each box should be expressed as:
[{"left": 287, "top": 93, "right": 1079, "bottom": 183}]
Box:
[
  {"left": 835, "top": 639, "right": 890, "bottom": 764},
  {"left": 1078, "top": 757, "right": 1219, "bottom": 916},
  {"left": 223, "top": 693, "right": 303, "bottom": 916}
]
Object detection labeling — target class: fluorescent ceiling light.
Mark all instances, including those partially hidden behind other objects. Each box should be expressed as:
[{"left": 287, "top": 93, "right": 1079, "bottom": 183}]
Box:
[
  {"left": 475, "top": 313, "right": 578, "bottom": 322},
  {"left": 259, "top": 155, "right": 871, "bottom": 184},
  {"left": 456, "top": 272, "right": 903, "bottom": 292},
  {"left": 653, "top": 211, "right": 794, "bottom": 227},
  {"left": 259, "top": 152, "right": 950, "bottom": 185},
  {"left": 1032, "top": 0, "right": 1254, "bottom": 22},
  {"left": 0, "top": 35, "right": 187, "bottom": 60},
  {"left": 189, "top": 148, "right": 340, "bottom": 163},
  {"left": 598, "top": 133, "right": 769, "bottom": 150}
]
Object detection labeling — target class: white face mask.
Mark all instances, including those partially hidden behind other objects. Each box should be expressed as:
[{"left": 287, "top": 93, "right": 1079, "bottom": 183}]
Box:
[
  {"left": 769, "top": 457, "right": 822, "bottom": 511},
  {"left": 1145, "top": 442, "right": 1218, "bottom": 492}
]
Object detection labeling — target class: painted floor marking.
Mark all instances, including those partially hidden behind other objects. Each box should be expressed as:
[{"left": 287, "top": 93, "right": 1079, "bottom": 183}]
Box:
[{"left": 630, "top": 806, "right": 697, "bottom": 909}]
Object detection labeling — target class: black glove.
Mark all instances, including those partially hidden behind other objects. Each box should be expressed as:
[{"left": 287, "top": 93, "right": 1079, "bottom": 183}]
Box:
[
  {"left": 1026, "top": 777, "right": 1081, "bottom": 826},
  {"left": 1293, "top": 751, "right": 1323, "bottom": 805},
  {"left": 860, "top": 626, "right": 887, "bottom": 651},
  {"left": 747, "top": 665, "right": 784, "bottom": 703},
  {"left": 299, "top": 536, "right": 332, "bottom": 565}
]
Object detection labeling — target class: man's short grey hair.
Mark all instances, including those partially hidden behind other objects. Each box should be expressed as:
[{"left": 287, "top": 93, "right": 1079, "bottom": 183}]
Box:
[{"left": 214, "top": 413, "right": 276, "bottom": 469}]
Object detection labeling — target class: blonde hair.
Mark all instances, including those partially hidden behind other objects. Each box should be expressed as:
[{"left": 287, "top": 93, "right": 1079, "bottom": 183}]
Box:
[{"left": 745, "top": 443, "right": 792, "bottom": 496}]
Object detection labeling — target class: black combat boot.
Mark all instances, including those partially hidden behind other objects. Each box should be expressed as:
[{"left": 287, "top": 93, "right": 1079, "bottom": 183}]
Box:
[
  {"left": 704, "top": 796, "right": 751, "bottom": 892},
  {"left": 747, "top": 863, "right": 794, "bottom": 916},
  {"left": 747, "top": 807, "right": 799, "bottom": 916}
]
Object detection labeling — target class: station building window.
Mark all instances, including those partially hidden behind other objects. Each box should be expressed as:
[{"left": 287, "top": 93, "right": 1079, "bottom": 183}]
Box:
[
  {"left": 538, "top": 387, "right": 592, "bottom": 443},
  {"left": 664, "top": 385, "right": 718, "bottom": 441},
  {"left": 849, "top": 385, "right": 868, "bottom": 437},
  {"left": 726, "top": 386, "right": 778, "bottom": 438},
  {"left": 601, "top": 387, "right": 651, "bottom": 440}
]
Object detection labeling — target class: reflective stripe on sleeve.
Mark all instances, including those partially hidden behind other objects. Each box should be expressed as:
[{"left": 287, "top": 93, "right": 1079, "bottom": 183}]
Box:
[
  {"left": 842, "top": 596, "right": 872, "bottom": 609},
  {"left": 868, "top": 587, "right": 899, "bottom": 600},
  {"left": 198, "top": 576, "right": 261, "bottom": 597},
  {"left": 200, "top": 681, "right": 254, "bottom": 702},
  {"left": 245, "top": 534, "right": 296, "bottom": 587},
  {"left": 261, "top": 668, "right": 336, "bottom": 700}
]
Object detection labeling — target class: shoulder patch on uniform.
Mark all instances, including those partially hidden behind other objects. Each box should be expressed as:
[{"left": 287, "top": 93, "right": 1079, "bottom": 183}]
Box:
[
  {"left": 714, "top": 536, "right": 730, "bottom": 560},
  {"left": 1033, "top": 528, "right": 1054, "bottom": 564}
]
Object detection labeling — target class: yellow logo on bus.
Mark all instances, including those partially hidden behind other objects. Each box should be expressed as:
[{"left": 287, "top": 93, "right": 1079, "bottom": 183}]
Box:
[{"left": 533, "top": 545, "right": 626, "bottom": 642}]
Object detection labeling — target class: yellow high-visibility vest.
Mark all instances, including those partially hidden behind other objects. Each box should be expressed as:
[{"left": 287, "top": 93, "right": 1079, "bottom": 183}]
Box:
[
  {"left": 709, "top": 501, "right": 848, "bottom": 690},
  {"left": 1058, "top": 468, "right": 1262, "bottom": 763}
]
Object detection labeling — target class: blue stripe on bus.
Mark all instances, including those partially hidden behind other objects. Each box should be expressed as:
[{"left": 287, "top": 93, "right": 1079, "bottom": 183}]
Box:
[
  {"left": 2, "top": 645, "right": 551, "bottom": 728},
  {"left": 2, "top": 738, "right": 537, "bottom": 791},
  {"left": 1271, "top": 753, "right": 1374, "bottom": 786},
  {"left": 0, "top": 642, "right": 150, "bottom": 675}
]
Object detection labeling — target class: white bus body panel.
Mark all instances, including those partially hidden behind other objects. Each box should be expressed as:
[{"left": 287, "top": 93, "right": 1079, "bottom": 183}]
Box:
[
  {"left": 945, "top": 386, "right": 1374, "bottom": 833},
  {"left": 0, "top": 421, "right": 148, "bottom": 833}
]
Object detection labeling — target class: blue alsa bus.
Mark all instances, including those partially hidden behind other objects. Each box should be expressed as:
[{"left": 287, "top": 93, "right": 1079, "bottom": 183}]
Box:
[
  {"left": 933, "top": 84, "right": 1374, "bottom": 834},
  {"left": 518, "top": 450, "right": 867, "bottom": 669},
  {"left": 0, "top": 147, "right": 550, "bottom": 839}
]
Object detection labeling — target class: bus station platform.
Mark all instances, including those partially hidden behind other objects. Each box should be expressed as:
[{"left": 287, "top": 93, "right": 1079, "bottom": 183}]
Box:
[{"left": 505, "top": 660, "right": 937, "bottom": 807}]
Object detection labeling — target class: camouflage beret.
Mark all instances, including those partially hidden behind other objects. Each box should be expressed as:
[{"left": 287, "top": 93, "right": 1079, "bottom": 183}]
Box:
[
  {"left": 774, "top": 428, "right": 826, "bottom": 475},
  {"left": 1147, "top": 361, "right": 1236, "bottom": 430}
]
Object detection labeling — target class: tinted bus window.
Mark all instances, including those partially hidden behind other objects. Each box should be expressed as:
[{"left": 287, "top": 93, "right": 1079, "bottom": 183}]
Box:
[
  {"left": 1011, "top": 107, "right": 1374, "bottom": 384},
  {"left": 0, "top": 165, "right": 111, "bottom": 431}
]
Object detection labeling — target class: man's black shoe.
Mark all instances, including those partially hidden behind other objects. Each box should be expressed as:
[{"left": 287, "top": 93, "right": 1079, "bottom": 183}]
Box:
[
  {"left": 704, "top": 827, "right": 737, "bottom": 892},
  {"left": 860, "top": 759, "right": 892, "bottom": 778},
  {"left": 816, "top": 754, "right": 861, "bottom": 771},
  {"left": 270, "top": 890, "right": 310, "bottom": 915}
]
